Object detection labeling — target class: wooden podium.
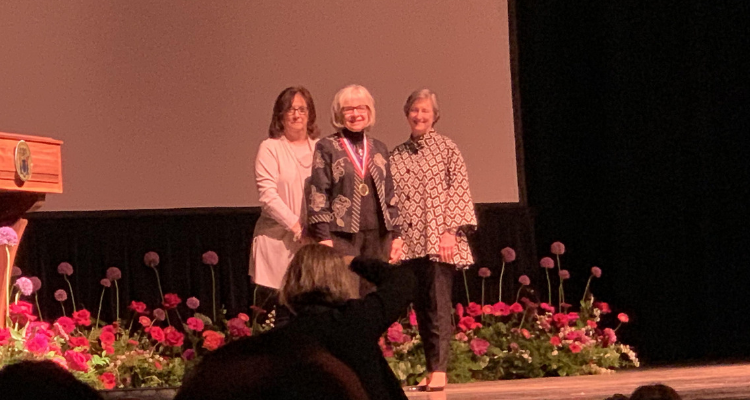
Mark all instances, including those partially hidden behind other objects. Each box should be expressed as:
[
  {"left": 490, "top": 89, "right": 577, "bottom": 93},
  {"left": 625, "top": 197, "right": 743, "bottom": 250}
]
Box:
[{"left": 0, "top": 132, "right": 63, "bottom": 328}]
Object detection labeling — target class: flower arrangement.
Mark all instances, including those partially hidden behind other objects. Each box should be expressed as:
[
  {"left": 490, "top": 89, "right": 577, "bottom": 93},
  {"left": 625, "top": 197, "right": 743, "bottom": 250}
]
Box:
[
  {"left": 0, "top": 249, "right": 269, "bottom": 390},
  {"left": 379, "top": 242, "right": 639, "bottom": 384}
]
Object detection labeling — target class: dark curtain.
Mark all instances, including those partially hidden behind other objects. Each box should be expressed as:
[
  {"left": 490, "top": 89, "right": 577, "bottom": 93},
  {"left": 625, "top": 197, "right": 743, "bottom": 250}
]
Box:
[
  {"left": 516, "top": 1, "right": 750, "bottom": 363},
  {"left": 15, "top": 205, "right": 535, "bottom": 327}
]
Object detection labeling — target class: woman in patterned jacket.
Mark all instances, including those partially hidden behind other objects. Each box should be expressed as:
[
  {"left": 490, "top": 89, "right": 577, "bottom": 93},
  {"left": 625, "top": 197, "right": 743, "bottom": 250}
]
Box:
[
  {"left": 307, "top": 85, "right": 403, "bottom": 293},
  {"left": 391, "top": 88, "right": 477, "bottom": 391}
]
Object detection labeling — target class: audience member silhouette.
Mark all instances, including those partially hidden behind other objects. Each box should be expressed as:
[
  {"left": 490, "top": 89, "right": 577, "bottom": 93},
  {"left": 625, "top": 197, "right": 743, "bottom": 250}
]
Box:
[
  {"left": 0, "top": 360, "right": 103, "bottom": 400},
  {"left": 629, "top": 384, "right": 682, "bottom": 400}
]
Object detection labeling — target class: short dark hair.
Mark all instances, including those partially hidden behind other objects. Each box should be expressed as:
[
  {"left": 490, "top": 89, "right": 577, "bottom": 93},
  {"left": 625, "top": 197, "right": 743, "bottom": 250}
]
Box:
[
  {"left": 268, "top": 86, "right": 320, "bottom": 139},
  {"left": 0, "top": 360, "right": 103, "bottom": 400}
]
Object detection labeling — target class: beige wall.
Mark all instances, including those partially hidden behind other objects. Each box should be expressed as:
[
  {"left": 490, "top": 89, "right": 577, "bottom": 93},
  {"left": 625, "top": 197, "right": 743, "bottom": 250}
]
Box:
[{"left": 0, "top": 0, "right": 518, "bottom": 211}]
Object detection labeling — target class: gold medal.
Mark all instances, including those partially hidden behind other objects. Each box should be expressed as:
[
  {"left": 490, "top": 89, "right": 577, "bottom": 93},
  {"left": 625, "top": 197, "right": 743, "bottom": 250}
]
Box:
[{"left": 358, "top": 183, "right": 369, "bottom": 196}]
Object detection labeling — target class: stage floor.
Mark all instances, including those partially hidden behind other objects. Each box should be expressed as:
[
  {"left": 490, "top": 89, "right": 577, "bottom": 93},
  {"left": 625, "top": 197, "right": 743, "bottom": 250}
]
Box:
[{"left": 406, "top": 364, "right": 750, "bottom": 399}]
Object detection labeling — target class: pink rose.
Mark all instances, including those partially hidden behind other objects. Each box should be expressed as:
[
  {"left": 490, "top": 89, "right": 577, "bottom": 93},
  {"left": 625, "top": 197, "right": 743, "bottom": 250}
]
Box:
[
  {"left": 602, "top": 328, "right": 617, "bottom": 346},
  {"left": 72, "top": 309, "right": 91, "bottom": 326},
  {"left": 491, "top": 302, "right": 510, "bottom": 316},
  {"left": 469, "top": 338, "right": 490, "bottom": 356},
  {"left": 68, "top": 336, "right": 90, "bottom": 350},
  {"left": 237, "top": 313, "right": 250, "bottom": 322},
  {"left": 387, "top": 322, "right": 407, "bottom": 344},
  {"left": 569, "top": 343, "right": 582, "bottom": 353},
  {"left": 99, "top": 372, "right": 116, "bottom": 389},
  {"left": 466, "top": 302, "right": 483, "bottom": 317},
  {"left": 139, "top": 316, "right": 152, "bottom": 327},
  {"left": 455, "top": 332, "right": 469, "bottom": 342},
  {"left": 26, "top": 333, "right": 50, "bottom": 355},
  {"left": 552, "top": 313, "right": 569, "bottom": 328},
  {"left": 164, "top": 326, "right": 185, "bottom": 347},
  {"left": 509, "top": 302, "right": 524, "bottom": 313},
  {"left": 162, "top": 293, "right": 182, "bottom": 309},
  {"left": 458, "top": 316, "right": 482, "bottom": 332},
  {"left": 99, "top": 331, "right": 116, "bottom": 346},
  {"left": 55, "top": 317, "right": 76, "bottom": 334},
  {"left": 150, "top": 326, "right": 165, "bottom": 343},
  {"left": 550, "top": 336, "right": 561, "bottom": 346},
  {"left": 227, "top": 318, "right": 252, "bottom": 337},
  {"left": 587, "top": 320, "right": 597, "bottom": 328},
  {"left": 567, "top": 312, "right": 579, "bottom": 322},
  {"left": 0, "top": 328, "right": 11, "bottom": 346},
  {"left": 594, "top": 301, "right": 611, "bottom": 314},
  {"left": 129, "top": 301, "right": 148, "bottom": 314},
  {"left": 187, "top": 317, "right": 205, "bottom": 332},
  {"left": 540, "top": 303, "right": 555, "bottom": 313},
  {"left": 64, "top": 350, "right": 90, "bottom": 372}
]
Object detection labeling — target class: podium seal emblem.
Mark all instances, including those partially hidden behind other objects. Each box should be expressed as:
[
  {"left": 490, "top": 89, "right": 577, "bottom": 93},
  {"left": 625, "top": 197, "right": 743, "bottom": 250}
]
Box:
[{"left": 14, "top": 140, "right": 32, "bottom": 182}]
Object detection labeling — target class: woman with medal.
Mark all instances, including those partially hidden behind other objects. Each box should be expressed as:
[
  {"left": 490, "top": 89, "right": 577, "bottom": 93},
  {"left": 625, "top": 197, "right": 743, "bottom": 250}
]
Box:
[
  {"left": 391, "top": 88, "right": 478, "bottom": 392},
  {"left": 308, "top": 85, "right": 403, "bottom": 291},
  {"left": 250, "top": 87, "right": 320, "bottom": 306}
]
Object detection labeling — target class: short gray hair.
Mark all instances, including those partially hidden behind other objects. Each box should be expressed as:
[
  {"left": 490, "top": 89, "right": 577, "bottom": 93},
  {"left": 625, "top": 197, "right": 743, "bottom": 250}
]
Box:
[
  {"left": 403, "top": 88, "right": 440, "bottom": 125},
  {"left": 330, "top": 84, "right": 376, "bottom": 130}
]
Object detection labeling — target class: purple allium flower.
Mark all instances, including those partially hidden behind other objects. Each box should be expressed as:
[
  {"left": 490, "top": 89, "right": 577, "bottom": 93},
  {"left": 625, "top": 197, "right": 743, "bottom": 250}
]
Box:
[
  {"left": 106, "top": 267, "right": 122, "bottom": 281},
  {"left": 30, "top": 276, "right": 42, "bottom": 293},
  {"left": 57, "top": 262, "right": 74, "bottom": 276},
  {"left": 153, "top": 308, "right": 166, "bottom": 321},
  {"left": 100, "top": 278, "right": 112, "bottom": 288},
  {"left": 560, "top": 302, "right": 572, "bottom": 310},
  {"left": 186, "top": 297, "right": 200, "bottom": 310},
  {"left": 202, "top": 251, "right": 219, "bottom": 266},
  {"left": 518, "top": 275, "right": 530, "bottom": 286},
  {"left": 478, "top": 267, "right": 491, "bottom": 278},
  {"left": 550, "top": 241, "right": 566, "bottom": 255},
  {"left": 540, "top": 257, "right": 555, "bottom": 269},
  {"left": 54, "top": 289, "right": 68, "bottom": 302},
  {"left": 559, "top": 269, "right": 570, "bottom": 280},
  {"left": 15, "top": 277, "right": 33, "bottom": 296},
  {"left": 501, "top": 247, "right": 516, "bottom": 263},
  {"left": 591, "top": 266, "right": 602, "bottom": 278},
  {"left": 144, "top": 251, "right": 160, "bottom": 268},
  {"left": 182, "top": 349, "right": 196, "bottom": 361},
  {"left": 0, "top": 226, "right": 19, "bottom": 246},
  {"left": 11, "top": 266, "right": 22, "bottom": 277}
]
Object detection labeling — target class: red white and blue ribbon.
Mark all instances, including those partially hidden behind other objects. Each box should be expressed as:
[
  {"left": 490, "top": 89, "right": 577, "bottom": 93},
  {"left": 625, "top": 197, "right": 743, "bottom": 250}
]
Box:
[{"left": 340, "top": 134, "right": 368, "bottom": 178}]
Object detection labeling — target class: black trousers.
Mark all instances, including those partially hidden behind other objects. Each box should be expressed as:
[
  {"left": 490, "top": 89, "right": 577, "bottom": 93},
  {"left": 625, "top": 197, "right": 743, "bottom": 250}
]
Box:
[
  {"left": 403, "top": 257, "right": 454, "bottom": 373},
  {"left": 332, "top": 229, "right": 391, "bottom": 296}
]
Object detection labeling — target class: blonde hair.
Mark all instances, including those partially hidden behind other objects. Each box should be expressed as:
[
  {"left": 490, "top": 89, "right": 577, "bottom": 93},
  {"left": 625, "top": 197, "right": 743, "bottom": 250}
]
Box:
[
  {"left": 279, "top": 244, "right": 359, "bottom": 312},
  {"left": 330, "top": 84, "right": 376, "bottom": 130},
  {"left": 403, "top": 88, "right": 441, "bottom": 125}
]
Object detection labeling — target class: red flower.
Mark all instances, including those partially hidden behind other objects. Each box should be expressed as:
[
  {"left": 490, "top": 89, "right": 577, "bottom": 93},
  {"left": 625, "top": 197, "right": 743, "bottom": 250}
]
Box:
[
  {"left": 100, "top": 331, "right": 115, "bottom": 346},
  {"left": 164, "top": 326, "right": 185, "bottom": 347},
  {"left": 99, "top": 372, "right": 116, "bottom": 389},
  {"left": 249, "top": 305, "right": 267, "bottom": 315},
  {"left": 490, "top": 302, "right": 510, "bottom": 316},
  {"left": 238, "top": 313, "right": 250, "bottom": 322},
  {"left": 618, "top": 313, "right": 629, "bottom": 323},
  {"left": 101, "top": 325, "right": 116, "bottom": 335},
  {"left": 72, "top": 309, "right": 91, "bottom": 326},
  {"left": 139, "top": 316, "right": 152, "bottom": 327},
  {"left": 509, "top": 302, "right": 524, "bottom": 313},
  {"left": 540, "top": 257, "right": 555, "bottom": 269},
  {"left": 187, "top": 317, "right": 205, "bottom": 332},
  {"left": 202, "top": 330, "right": 225, "bottom": 351},
  {"left": 458, "top": 316, "right": 482, "bottom": 332},
  {"left": 68, "top": 336, "right": 90, "bottom": 350},
  {"left": 469, "top": 338, "right": 490, "bottom": 356},
  {"left": 521, "top": 328, "right": 531, "bottom": 339},
  {"left": 549, "top": 336, "right": 561, "bottom": 346},
  {"left": 26, "top": 333, "right": 50, "bottom": 355},
  {"left": 591, "top": 266, "right": 602, "bottom": 278},
  {"left": 552, "top": 313, "right": 569, "bottom": 328},
  {"left": 466, "top": 302, "right": 483, "bottom": 317},
  {"left": 455, "top": 332, "right": 469, "bottom": 342},
  {"left": 482, "top": 305, "right": 494, "bottom": 315},
  {"left": 129, "top": 301, "right": 148, "bottom": 314},
  {"left": 455, "top": 303, "right": 464, "bottom": 318},
  {"left": 128, "top": 339, "right": 139, "bottom": 346},
  {"left": 0, "top": 328, "right": 11, "bottom": 346},
  {"left": 569, "top": 343, "right": 582, "bottom": 353},
  {"left": 9, "top": 301, "right": 36, "bottom": 325},
  {"left": 162, "top": 293, "right": 182, "bottom": 309},
  {"left": 518, "top": 275, "right": 531, "bottom": 286},
  {"left": 379, "top": 337, "right": 394, "bottom": 358},
  {"left": 387, "top": 322, "right": 408, "bottom": 344},
  {"left": 150, "top": 326, "right": 165, "bottom": 343},
  {"left": 602, "top": 328, "right": 617, "bottom": 346},
  {"left": 154, "top": 361, "right": 163, "bottom": 370},
  {"left": 540, "top": 303, "right": 555, "bottom": 313},
  {"left": 587, "top": 320, "right": 597, "bottom": 329},
  {"left": 408, "top": 310, "right": 418, "bottom": 327},
  {"left": 55, "top": 317, "right": 76, "bottom": 334},
  {"left": 478, "top": 267, "right": 491, "bottom": 278},
  {"left": 594, "top": 301, "right": 611, "bottom": 314},
  {"left": 103, "top": 345, "right": 115, "bottom": 355},
  {"left": 64, "top": 350, "right": 91, "bottom": 372},
  {"left": 567, "top": 312, "right": 579, "bottom": 323},
  {"left": 227, "top": 317, "right": 252, "bottom": 338}
]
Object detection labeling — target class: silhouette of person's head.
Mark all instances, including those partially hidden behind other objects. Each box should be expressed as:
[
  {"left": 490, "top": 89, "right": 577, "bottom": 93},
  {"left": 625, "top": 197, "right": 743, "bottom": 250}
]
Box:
[
  {"left": 630, "top": 384, "right": 682, "bottom": 400},
  {"left": 175, "top": 327, "right": 368, "bottom": 400},
  {"left": 0, "top": 360, "right": 103, "bottom": 400}
]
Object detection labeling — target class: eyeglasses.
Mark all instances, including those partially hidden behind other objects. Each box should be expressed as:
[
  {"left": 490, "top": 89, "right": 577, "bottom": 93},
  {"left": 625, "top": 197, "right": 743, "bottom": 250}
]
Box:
[
  {"left": 342, "top": 105, "right": 369, "bottom": 115},
  {"left": 286, "top": 107, "right": 309, "bottom": 115}
]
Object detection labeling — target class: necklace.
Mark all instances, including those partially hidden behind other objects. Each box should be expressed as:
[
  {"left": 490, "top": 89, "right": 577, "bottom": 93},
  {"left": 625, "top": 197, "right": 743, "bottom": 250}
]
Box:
[{"left": 286, "top": 138, "right": 313, "bottom": 169}]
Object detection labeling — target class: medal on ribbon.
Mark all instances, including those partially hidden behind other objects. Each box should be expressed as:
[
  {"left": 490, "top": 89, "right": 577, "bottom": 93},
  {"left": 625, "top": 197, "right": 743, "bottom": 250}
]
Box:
[{"left": 340, "top": 134, "right": 370, "bottom": 196}]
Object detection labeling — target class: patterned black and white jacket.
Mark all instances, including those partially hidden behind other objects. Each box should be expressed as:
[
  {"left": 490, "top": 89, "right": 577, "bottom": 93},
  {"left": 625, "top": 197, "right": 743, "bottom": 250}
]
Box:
[{"left": 307, "top": 130, "right": 400, "bottom": 238}]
